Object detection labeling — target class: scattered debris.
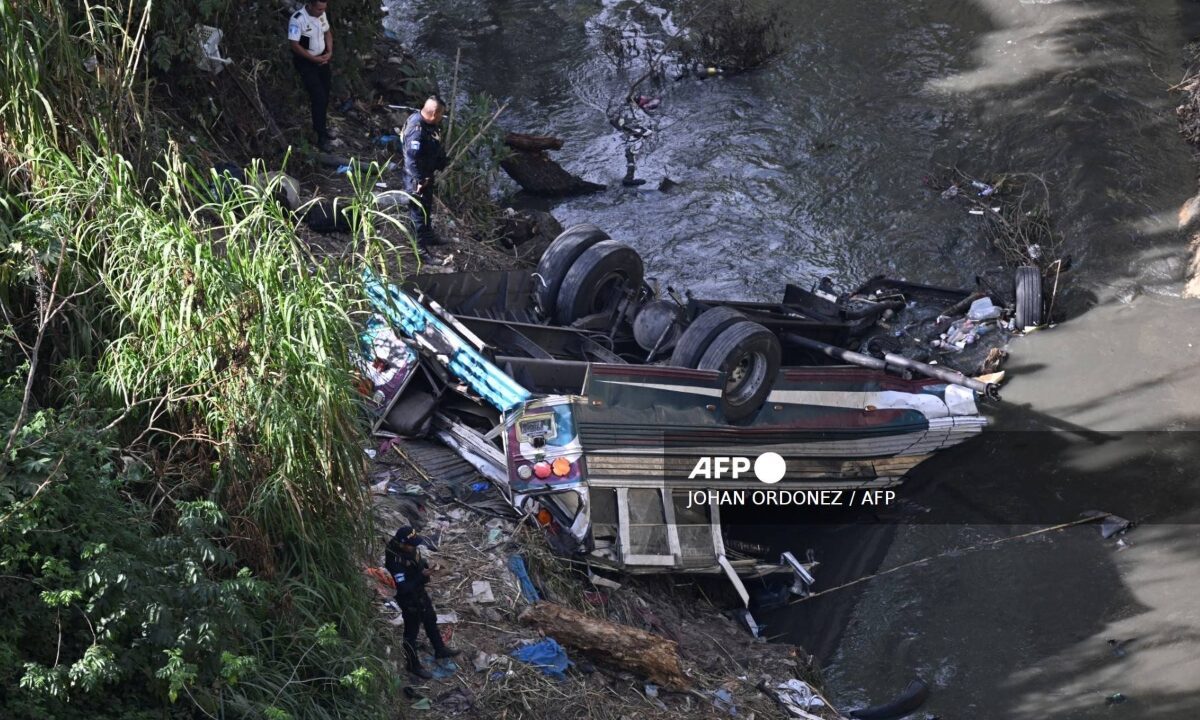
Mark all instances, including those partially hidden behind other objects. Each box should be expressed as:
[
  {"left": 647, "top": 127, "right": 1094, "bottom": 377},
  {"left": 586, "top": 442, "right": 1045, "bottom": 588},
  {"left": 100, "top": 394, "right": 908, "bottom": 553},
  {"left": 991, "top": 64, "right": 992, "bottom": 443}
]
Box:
[
  {"left": 1108, "top": 638, "right": 1135, "bottom": 658},
  {"left": 1100, "top": 514, "right": 1133, "bottom": 539},
  {"left": 1106, "top": 692, "right": 1127, "bottom": 705},
  {"left": 770, "top": 678, "right": 827, "bottom": 718},
  {"left": 508, "top": 554, "right": 541, "bottom": 603},
  {"left": 510, "top": 637, "right": 573, "bottom": 680},
  {"left": 473, "top": 651, "right": 498, "bottom": 672},
  {"left": 740, "top": 609, "right": 763, "bottom": 638},
  {"left": 588, "top": 573, "right": 622, "bottom": 590},
  {"left": 194, "top": 25, "right": 232, "bottom": 74},
  {"left": 635, "top": 95, "right": 662, "bottom": 110},
  {"left": 470, "top": 580, "right": 495, "bottom": 604},
  {"left": 518, "top": 601, "right": 690, "bottom": 691}
]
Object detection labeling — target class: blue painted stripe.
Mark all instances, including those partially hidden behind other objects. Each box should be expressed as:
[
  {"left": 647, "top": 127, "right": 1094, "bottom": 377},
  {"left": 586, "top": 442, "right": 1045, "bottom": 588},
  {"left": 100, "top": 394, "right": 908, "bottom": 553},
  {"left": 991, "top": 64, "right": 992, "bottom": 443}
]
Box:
[{"left": 363, "top": 269, "right": 532, "bottom": 413}]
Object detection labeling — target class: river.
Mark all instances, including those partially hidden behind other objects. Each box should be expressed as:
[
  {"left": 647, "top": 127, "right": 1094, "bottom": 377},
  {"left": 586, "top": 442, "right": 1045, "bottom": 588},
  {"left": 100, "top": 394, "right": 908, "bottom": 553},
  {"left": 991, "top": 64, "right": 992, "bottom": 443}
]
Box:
[{"left": 385, "top": 1, "right": 1200, "bottom": 717}]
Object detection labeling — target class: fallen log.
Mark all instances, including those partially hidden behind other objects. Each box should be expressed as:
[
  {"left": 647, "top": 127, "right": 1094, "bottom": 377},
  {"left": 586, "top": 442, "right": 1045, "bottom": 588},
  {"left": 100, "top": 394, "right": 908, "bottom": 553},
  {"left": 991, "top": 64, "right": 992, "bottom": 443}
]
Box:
[
  {"left": 504, "top": 132, "right": 564, "bottom": 152},
  {"left": 518, "top": 601, "right": 690, "bottom": 691},
  {"left": 501, "top": 151, "right": 606, "bottom": 197}
]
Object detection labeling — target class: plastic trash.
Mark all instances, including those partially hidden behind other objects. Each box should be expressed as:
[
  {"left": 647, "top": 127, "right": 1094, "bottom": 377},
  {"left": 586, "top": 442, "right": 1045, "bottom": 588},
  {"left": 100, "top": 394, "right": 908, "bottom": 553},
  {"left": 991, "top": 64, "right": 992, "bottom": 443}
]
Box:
[
  {"left": 376, "top": 134, "right": 400, "bottom": 146},
  {"left": 194, "top": 25, "right": 232, "bottom": 74},
  {"left": 510, "top": 638, "right": 572, "bottom": 680},
  {"left": 712, "top": 688, "right": 737, "bottom": 714},
  {"left": 336, "top": 165, "right": 352, "bottom": 175},
  {"left": 471, "top": 580, "right": 495, "bottom": 603},
  {"left": 967, "top": 297, "right": 1002, "bottom": 321},
  {"left": 507, "top": 555, "right": 540, "bottom": 602},
  {"left": 1106, "top": 692, "right": 1127, "bottom": 705},
  {"left": 417, "top": 654, "right": 459, "bottom": 679},
  {"left": 968, "top": 208, "right": 985, "bottom": 215},
  {"left": 635, "top": 95, "right": 661, "bottom": 110},
  {"left": 1100, "top": 514, "right": 1132, "bottom": 539},
  {"left": 772, "top": 679, "right": 826, "bottom": 715},
  {"left": 940, "top": 185, "right": 960, "bottom": 199},
  {"left": 971, "top": 180, "right": 996, "bottom": 197}
]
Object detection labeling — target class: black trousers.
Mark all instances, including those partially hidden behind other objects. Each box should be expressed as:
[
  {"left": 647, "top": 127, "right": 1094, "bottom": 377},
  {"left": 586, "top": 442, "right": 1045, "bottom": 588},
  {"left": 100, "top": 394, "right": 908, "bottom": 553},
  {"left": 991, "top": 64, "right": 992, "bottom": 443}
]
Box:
[
  {"left": 293, "top": 56, "right": 331, "bottom": 141},
  {"left": 404, "top": 175, "right": 434, "bottom": 238},
  {"left": 400, "top": 594, "right": 444, "bottom": 670}
]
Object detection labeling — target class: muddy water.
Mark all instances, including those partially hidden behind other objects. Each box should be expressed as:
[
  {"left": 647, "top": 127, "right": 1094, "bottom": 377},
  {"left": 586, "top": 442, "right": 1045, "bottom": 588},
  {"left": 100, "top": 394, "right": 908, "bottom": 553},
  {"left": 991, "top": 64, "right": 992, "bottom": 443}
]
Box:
[{"left": 387, "top": 0, "right": 1200, "bottom": 716}]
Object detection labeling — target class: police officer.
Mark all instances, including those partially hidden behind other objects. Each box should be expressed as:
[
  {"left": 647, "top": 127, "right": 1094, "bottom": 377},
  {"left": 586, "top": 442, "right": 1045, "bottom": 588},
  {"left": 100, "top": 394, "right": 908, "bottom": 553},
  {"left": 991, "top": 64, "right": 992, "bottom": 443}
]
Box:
[
  {"left": 384, "top": 526, "right": 460, "bottom": 679},
  {"left": 288, "top": 0, "right": 334, "bottom": 151},
  {"left": 402, "top": 97, "right": 449, "bottom": 246}
]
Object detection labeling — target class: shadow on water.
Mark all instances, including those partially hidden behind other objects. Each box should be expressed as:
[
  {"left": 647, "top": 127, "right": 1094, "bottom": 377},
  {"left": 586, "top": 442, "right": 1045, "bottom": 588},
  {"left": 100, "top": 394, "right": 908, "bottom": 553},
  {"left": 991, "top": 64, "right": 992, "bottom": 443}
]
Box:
[{"left": 727, "top": 402, "right": 1200, "bottom": 717}]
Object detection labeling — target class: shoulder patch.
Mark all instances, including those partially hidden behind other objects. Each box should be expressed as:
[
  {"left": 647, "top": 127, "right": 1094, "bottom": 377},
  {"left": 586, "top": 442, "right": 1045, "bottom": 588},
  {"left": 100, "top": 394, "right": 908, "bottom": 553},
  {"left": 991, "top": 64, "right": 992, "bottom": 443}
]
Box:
[
  {"left": 393, "top": 572, "right": 406, "bottom": 584},
  {"left": 410, "top": 140, "right": 421, "bottom": 149},
  {"left": 292, "top": 11, "right": 302, "bottom": 18}
]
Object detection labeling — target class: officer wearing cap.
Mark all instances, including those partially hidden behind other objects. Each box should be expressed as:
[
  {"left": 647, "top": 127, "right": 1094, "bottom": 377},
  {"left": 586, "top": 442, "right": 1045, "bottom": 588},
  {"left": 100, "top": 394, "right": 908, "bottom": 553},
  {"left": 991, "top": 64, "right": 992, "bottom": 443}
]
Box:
[
  {"left": 288, "top": 0, "right": 334, "bottom": 151},
  {"left": 384, "top": 525, "right": 460, "bottom": 679},
  {"left": 402, "top": 97, "right": 449, "bottom": 247}
]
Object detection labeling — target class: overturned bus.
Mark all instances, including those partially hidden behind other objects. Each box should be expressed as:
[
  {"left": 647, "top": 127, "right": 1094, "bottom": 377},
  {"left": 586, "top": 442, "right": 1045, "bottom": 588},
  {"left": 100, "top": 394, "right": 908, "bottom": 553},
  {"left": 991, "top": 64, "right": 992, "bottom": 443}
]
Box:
[{"left": 358, "top": 224, "right": 1002, "bottom": 602}]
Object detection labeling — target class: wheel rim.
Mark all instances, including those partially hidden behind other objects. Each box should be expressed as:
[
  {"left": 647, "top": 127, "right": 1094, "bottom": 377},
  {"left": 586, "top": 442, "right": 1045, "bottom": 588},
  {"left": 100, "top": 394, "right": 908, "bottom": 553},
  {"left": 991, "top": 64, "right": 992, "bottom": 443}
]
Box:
[
  {"left": 725, "top": 349, "right": 767, "bottom": 405},
  {"left": 589, "top": 272, "right": 627, "bottom": 314}
]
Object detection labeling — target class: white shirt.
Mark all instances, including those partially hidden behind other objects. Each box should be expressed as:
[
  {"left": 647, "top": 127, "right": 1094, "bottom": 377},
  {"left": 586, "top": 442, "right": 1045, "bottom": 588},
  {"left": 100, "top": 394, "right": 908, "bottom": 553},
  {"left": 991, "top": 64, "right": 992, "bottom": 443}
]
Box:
[{"left": 288, "top": 7, "right": 330, "bottom": 57}]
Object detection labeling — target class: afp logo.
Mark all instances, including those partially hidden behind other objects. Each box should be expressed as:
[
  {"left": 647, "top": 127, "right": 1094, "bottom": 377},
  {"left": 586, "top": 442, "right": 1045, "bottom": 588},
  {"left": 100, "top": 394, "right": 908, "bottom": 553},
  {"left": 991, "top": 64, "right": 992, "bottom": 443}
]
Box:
[{"left": 687, "top": 452, "right": 786, "bottom": 484}]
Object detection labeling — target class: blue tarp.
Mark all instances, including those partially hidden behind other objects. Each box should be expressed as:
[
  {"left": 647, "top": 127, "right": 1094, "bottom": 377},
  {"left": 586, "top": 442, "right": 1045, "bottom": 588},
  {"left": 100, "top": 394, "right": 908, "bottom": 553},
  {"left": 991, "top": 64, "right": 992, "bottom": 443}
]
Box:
[
  {"left": 510, "top": 638, "right": 572, "bottom": 680},
  {"left": 507, "top": 554, "right": 541, "bottom": 603}
]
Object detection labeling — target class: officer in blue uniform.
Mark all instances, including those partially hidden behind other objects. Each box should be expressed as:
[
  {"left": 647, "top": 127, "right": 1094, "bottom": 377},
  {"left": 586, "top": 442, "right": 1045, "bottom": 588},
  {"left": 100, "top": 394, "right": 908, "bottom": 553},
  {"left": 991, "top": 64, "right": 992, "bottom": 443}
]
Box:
[
  {"left": 402, "top": 97, "right": 449, "bottom": 246},
  {"left": 384, "top": 526, "right": 460, "bottom": 679}
]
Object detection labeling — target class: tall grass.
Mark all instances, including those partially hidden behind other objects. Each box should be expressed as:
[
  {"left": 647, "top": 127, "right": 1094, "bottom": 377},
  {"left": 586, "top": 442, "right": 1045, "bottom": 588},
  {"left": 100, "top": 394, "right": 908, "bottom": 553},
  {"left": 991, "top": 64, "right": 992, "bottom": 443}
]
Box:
[{"left": 2, "top": 2, "right": 398, "bottom": 717}]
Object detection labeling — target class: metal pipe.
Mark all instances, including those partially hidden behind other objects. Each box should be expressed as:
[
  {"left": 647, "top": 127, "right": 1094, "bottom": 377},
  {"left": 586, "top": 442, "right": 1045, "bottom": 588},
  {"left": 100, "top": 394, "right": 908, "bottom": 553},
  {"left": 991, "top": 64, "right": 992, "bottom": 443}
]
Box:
[{"left": 782, "top": 333, "right": 999, "bottom": 400}]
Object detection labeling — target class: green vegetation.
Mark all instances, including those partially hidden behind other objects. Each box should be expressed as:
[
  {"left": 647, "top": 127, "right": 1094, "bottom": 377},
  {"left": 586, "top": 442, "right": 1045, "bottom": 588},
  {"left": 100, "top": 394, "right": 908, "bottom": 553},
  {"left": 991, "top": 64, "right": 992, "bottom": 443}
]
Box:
[{"left": 1, "top": 1, "right": 400, "bottom": 717}]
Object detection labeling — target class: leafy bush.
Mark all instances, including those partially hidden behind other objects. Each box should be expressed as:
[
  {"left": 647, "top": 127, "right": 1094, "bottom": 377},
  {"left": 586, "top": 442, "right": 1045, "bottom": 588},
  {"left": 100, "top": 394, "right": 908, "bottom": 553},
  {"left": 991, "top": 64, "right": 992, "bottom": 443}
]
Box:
[{"left": 1, "top": 3, "right": 398, "bottom": 717}]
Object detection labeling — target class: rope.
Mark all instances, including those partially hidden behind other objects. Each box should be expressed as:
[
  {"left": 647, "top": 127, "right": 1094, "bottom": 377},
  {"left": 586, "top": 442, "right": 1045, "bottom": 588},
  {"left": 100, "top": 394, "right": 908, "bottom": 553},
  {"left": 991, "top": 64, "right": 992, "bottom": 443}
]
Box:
[{"left": 787, "top": 514, "right": 1107, "bottom": 605}]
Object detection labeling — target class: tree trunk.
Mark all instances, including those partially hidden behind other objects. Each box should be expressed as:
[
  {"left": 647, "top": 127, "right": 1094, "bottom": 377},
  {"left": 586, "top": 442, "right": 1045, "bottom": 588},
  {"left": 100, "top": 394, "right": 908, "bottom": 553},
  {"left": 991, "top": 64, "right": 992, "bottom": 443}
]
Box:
[
  {"left": 504, "top": 132, "right": 565, "bottom": 152},
  {"left": 518, "top": 601, "right": 690, "bottom": 691},
  {"left": 500, "top": 151, "right": 606, "bottom": 197}
]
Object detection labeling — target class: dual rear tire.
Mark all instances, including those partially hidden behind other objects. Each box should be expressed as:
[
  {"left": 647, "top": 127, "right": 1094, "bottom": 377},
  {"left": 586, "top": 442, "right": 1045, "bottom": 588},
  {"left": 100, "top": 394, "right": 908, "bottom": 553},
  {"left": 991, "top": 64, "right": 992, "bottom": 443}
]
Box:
[
  {"left": 535, "top": 225, "right": 644, "bottom": 325},
  {"left": 671, "top": 307, "right": 781, "bottom": 423},
  {"left": 536, "top": 225, "right": 779, "bottom": 422}
]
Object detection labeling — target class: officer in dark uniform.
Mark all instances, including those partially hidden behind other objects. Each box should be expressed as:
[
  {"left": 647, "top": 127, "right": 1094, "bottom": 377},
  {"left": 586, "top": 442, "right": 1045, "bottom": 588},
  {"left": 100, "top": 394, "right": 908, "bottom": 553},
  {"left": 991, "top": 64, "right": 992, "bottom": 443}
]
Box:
[
  {"left": 402, "top": 97, "right": 449, "bottom": 246},
  {"left": 384, "top": 526, "right": 460, "bottom": 679}
]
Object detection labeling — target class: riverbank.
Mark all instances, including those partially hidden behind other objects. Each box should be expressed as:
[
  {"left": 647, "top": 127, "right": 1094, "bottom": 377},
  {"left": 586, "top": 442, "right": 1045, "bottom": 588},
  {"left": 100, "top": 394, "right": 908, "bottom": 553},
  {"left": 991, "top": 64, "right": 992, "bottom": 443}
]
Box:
[
  {"left": 294, "top": 26, "right": 843, "bottom": 720},
  {"left": 364, "top": 441, "right": 836, "bottom": 719}
]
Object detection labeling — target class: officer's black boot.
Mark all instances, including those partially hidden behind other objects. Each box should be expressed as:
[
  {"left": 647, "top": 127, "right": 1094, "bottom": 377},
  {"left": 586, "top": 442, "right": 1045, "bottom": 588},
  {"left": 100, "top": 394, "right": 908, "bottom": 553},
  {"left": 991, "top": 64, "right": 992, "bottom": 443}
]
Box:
[
  {"left": 418, "top": 227, "right": 445, "bottom": 246},
  {"left": 433, "top": 645, "right": 461, "bottom": 660},
  {"left": 404, "top": 643, "right": 433, "bottom": 680}
]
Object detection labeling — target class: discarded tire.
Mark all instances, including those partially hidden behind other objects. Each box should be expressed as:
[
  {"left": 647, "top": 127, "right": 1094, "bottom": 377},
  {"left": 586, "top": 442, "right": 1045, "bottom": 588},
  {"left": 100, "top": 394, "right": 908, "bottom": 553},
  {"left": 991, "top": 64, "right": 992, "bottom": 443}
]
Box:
[
  {"left": 696, "top": 320, "right": 781, "bottom": 422},
  {"left": 1014, "top": 266, "right": 1043, "bottom": 329},
  {"left": 535, "top": 224, "right": 609, "bottom": 318},
  {"left": 668, "top": 306, "right": 747, "bottom": 369},
  {"left": 554, "top": 240, "right": 644, "bottom": 325},
  {"left": 263, "top": 171, "right": 301, "bottom": 212}
]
